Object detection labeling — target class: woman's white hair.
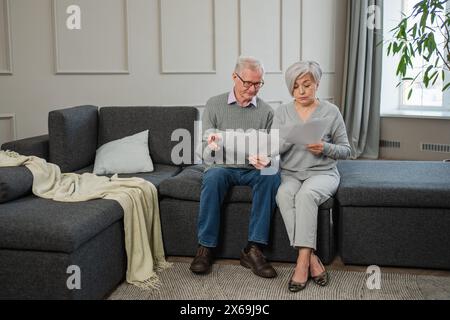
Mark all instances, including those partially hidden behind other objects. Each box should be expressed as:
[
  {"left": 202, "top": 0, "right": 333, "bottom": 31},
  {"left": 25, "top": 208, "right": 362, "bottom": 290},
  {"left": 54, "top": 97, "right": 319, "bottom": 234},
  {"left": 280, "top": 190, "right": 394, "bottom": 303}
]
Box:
[
  {"left": 285, "top": 61, "right": 322, "bottom": 96},
  {"left": 234, "top": 56, "right": 265, "bottom": 75}
]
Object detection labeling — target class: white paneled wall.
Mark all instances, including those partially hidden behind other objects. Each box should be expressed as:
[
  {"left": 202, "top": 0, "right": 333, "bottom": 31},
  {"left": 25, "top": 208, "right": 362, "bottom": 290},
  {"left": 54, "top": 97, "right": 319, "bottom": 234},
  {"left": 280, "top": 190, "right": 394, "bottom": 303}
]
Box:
[
  {"left": 240, "top": 0, "right": 282, "bottom": 73},
  {"left": 160, "top": 0, "right": 216, "bottom": 73},
  {"left": 53, "top": 0, "right": 129, "bottom": 73},
  {"left": 0, "top": 0, "right": 347, "bottom": 140},
  {"left": 0, "top": 0, "right": 12, "bottom": 74},
  {"left": 302, "top": 0, "right": 336, "bottom": 73}
]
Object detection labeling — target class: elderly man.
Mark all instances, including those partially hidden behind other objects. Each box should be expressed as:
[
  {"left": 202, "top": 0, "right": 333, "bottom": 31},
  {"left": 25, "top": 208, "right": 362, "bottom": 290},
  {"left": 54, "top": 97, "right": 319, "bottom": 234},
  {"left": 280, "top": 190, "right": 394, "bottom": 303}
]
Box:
[{"left": 190, "top": 56, "right": 281, "bottom": 278}]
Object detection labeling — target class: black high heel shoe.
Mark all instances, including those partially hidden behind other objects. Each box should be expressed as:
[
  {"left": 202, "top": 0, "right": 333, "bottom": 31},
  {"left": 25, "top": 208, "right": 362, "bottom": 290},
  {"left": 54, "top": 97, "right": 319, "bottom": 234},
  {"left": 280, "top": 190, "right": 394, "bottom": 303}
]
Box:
[
  {"left": 288, "top": 270, "right": 309, "bottom": 292},
  {"left": 310, "top": 254, "right": 329, "bottom": 287}
]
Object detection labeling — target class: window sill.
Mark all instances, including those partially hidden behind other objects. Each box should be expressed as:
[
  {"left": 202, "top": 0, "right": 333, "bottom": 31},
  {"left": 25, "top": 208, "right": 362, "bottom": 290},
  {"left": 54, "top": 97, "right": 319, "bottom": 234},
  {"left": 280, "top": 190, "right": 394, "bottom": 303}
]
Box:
[{"left": 381, "top": 109, "right": 450, "bottom": 120}]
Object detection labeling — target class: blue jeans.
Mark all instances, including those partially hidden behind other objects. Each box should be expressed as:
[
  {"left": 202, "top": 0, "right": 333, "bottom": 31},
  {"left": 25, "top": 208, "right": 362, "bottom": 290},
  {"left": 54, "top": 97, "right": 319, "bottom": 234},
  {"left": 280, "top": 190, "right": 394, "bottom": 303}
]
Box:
[{"left": 198, "top": 167, "right": 281, "bottom": 248}]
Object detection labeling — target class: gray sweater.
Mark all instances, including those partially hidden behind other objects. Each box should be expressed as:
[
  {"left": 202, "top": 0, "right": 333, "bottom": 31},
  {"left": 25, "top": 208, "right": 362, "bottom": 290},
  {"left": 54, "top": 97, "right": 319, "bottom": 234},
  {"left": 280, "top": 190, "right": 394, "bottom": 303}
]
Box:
[
  {"left": 272, "top": 100, "right": 351, "bottom": 180},
  {"left": 199, "top": 92, "right": 274, "bottom": 170}
]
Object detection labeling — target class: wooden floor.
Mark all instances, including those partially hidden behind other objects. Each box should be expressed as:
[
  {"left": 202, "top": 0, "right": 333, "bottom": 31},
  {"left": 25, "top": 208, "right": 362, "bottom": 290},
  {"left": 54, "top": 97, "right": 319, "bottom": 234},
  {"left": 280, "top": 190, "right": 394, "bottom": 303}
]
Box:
[{"left": 167, "top": 255, "right": 450, "bottom": 277}]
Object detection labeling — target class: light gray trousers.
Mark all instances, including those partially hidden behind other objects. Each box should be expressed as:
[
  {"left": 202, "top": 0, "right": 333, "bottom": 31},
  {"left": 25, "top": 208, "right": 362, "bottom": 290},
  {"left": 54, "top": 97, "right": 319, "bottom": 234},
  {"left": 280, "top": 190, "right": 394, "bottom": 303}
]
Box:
[{"left": 276, "top": 173, "right": 340, "bottom": 250}]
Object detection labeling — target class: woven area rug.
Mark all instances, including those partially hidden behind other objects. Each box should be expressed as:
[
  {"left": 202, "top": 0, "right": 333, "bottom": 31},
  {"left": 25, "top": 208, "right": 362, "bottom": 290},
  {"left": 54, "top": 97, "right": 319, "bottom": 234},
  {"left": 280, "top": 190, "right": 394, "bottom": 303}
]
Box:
[{"left": 107, "top": 262, "right": 437, "bottom": 300}]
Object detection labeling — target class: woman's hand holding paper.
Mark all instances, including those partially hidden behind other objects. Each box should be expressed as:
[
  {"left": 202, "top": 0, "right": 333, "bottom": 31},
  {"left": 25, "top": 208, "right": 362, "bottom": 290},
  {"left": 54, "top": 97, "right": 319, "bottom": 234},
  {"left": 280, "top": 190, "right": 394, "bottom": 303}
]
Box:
[{"left": 307, "top": 142, "right": 324, "bottom": 156}]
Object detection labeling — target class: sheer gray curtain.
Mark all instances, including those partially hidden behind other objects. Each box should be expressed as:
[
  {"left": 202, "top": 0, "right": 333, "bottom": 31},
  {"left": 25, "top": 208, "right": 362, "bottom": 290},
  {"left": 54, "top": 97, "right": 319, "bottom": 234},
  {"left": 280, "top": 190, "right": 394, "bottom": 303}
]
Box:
[{"left": 341, "top": 0, "right": 383, "bottom": 159}]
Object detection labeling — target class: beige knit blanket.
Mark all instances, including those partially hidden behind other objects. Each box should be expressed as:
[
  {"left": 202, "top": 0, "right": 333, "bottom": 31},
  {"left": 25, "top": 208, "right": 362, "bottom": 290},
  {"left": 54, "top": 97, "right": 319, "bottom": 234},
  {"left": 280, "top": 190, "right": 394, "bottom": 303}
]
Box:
[{"left": 0, "top": 150, "right": 171, "bottom": 290}]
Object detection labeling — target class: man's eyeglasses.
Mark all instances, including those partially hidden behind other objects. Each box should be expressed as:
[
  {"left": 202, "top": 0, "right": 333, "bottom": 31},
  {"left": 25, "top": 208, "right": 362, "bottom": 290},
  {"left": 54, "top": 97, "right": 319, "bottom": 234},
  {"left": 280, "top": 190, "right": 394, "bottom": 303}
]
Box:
[{"left": 235, "top": 73, "right": 264, "bottom": 90}]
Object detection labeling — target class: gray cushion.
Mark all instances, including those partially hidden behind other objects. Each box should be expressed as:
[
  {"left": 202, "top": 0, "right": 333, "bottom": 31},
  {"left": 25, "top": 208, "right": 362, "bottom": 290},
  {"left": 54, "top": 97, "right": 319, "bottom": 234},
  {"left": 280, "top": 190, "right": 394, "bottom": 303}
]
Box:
[
  {"left": 159, "top": 165, "right": 334, "bottom": 208},
  {"left": 49, "top": 105, "right": 98, "bottom": 173},
  {"left": 75, "top": 165, "right": 97, "bottom": 175},
  {"left": 0, "top": 167, "right": 33, "bottom": 203},
  {"left": 98, "top": 107, "right": 198, "bottom": 166},
  {"left": 336, "top": 160, "right": 450, "bottom": 208},
  {"left": 0, "top": 195, "right": 123, "bottom": 253},
  {"left": 75, "top": 163, "right": 181, "bottom": 188},
  {"left": 159, "top": 165, "right": 253, "bottom": 203}
]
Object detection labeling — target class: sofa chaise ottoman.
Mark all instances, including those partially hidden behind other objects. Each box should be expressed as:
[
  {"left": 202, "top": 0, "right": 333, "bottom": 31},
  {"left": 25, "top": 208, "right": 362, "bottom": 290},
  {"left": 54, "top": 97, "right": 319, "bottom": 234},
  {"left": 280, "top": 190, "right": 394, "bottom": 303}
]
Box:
[{"left": 336, "top": 160, "right": 450, "bottom": 270}]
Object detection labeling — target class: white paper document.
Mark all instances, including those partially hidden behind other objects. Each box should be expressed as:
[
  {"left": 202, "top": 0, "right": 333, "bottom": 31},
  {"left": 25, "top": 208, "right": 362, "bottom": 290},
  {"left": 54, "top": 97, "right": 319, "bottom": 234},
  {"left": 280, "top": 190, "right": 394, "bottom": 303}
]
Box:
[
  {"left": 281, "top": 118, "right": 328, "bottom": 145},
  {"left": 223, "top": 130, "right": 278, "bottom": 160}
]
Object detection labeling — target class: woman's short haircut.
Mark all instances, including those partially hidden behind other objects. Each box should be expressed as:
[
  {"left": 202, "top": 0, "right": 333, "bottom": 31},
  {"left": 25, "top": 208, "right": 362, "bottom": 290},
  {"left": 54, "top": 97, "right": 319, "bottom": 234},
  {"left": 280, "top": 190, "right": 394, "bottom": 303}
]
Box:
[
  {"left": 285, "top": 61, "right": 322, "bottom": 96},
  {"left": 234, "top": 56, "right": 265, "bottom": 75}
]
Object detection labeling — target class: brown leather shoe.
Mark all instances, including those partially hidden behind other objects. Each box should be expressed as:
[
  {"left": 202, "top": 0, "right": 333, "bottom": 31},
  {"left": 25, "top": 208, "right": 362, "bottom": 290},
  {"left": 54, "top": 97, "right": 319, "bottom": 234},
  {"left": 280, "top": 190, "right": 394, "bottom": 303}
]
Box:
[
  {"left": 190, "top": 246, "right": 213, "bottom": 274},
  {"left": 240, "top": 245, "right": 277, "bottom": 278}
]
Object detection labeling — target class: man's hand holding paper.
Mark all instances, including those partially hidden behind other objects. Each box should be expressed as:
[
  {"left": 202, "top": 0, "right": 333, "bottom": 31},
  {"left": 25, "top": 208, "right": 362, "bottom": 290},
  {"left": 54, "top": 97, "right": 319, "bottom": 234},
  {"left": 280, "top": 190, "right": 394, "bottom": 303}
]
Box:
[
  {"left": 248, "top": 154, "right": 271, "bottom": 170},
  {"left": 221, "top": 130, "right": 278, "bottom": 168},
  {"left": 207, "top": 133, "right": 222, "bottom": 151}
]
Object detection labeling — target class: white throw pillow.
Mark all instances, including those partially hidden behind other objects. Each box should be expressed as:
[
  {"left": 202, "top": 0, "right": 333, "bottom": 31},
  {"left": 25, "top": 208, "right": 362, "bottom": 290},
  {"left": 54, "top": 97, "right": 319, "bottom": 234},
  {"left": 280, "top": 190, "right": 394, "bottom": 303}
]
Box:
[{"left": 93, "top": 130, "right": 154, "bottom": 175}]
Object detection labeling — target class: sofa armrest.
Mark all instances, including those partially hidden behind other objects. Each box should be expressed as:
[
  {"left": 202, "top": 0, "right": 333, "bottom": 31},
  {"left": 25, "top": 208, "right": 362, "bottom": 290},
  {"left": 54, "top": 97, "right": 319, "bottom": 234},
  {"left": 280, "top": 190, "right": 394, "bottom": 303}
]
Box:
[
  {"left": 1, "top": 135, "right": 49, "bottom": 161},
  {"left": 0, "top": 167, "right": 33, "bottom": 203}
]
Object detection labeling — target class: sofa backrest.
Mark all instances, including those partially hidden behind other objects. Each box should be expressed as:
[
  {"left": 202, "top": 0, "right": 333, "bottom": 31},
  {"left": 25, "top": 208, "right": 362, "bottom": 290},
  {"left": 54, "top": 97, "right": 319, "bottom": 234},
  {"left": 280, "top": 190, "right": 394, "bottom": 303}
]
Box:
[
  {"left": 98, "top": 107, "right": 198, "bottom": 166},
  {"left": 48, "top": 105, "right": 98, "bottom": 173}
]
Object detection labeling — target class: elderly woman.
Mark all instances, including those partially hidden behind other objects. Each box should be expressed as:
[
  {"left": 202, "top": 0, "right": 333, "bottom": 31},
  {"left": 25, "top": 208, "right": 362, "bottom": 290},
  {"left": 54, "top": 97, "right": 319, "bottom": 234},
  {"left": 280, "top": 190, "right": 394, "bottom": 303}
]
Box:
[{"left": 273, "top": 61, "right": 351, "bottom": 292}]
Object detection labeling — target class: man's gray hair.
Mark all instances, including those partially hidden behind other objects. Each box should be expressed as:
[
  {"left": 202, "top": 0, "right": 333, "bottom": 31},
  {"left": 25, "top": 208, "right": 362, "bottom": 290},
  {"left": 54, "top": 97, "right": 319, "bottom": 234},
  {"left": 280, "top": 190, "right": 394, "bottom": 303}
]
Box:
[
  {"left": 234, "top": 56, "right": 265, "bottom": 75},
  {"left": 285, "top": 61, "right": 322, "bottom": 96}
]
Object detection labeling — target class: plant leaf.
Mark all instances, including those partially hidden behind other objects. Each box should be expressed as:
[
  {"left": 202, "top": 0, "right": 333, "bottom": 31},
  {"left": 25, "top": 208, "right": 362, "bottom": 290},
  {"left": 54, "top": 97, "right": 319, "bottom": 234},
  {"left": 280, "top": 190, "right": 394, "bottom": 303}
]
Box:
[
  {"left": 407, "top": 88, "right": 413, "bottom": 100},
  {"left": 430, "top": 71, "right": 439, "bottom": 86}
]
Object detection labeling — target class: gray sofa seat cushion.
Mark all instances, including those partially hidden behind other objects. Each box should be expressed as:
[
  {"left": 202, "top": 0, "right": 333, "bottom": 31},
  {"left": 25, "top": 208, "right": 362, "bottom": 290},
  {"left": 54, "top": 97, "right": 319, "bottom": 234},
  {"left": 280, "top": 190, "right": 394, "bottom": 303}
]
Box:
[
  {"left": 98, "top": 107, "right": 198, "bottom": 166},
  {"left": 0, "top": 167, "right": 33, "bottom": 203},
  {"left": 159, "top": 165, "right": 252, "bottom": 203},
  {"left": 336, "top": 160, "right": 450, "bottom": 208},
  {"left": 159, "top": 165, "right": 334, "bottom": 209},
  {"left": 49, "top": 105, "right": 98, "bottom": 173},
  {"left": 0, "top": 195, "right": 123, "bottom": 253},
  {"left": 75, "top": 164, "right": 181, "bottom": 188}
]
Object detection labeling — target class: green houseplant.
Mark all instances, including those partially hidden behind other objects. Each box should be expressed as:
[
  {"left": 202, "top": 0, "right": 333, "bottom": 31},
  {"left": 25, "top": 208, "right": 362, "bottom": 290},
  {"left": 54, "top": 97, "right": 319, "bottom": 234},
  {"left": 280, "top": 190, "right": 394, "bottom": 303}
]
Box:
[{"left": 387, "top": 0, "right": 450, "bottom": 98}]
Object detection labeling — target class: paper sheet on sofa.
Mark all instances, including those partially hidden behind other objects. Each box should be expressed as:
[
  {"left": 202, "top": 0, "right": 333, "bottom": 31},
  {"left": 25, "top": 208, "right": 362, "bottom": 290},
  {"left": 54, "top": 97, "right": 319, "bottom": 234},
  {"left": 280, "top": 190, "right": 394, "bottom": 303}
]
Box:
[{"left": 281, "top": 119, "right": 328, "bottom": 145}]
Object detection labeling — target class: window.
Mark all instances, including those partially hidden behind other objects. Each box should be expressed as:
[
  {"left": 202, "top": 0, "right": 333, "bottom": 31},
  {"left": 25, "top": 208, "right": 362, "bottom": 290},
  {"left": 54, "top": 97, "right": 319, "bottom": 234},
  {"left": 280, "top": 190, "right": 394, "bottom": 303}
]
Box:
[
  {"left": 381, "top": 0, "right": 450, "bottom": 117},
  {"left": 400, "top": 0, "right": 446, "bottom": 109}
]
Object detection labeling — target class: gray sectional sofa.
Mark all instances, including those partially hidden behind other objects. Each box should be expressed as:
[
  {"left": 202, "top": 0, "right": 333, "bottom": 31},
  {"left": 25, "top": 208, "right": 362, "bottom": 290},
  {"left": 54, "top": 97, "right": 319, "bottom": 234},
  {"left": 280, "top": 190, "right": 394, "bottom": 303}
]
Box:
[{"left": 1, "top": 105, "right": 449, "bottom": 300}]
